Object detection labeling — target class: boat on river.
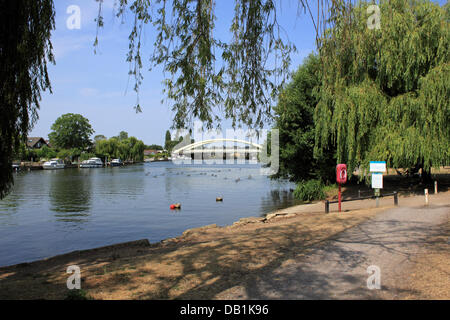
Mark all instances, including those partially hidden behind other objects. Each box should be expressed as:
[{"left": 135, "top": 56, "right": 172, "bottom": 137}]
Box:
[
  {"left": 43, "top": 159, "right": 65, "bottom": 170},
  {"left": 110, "top": 159, "right": 123, "bottom": 167},
  {"left": 80, "top": 157, "right": 104, "bottom": 168}
]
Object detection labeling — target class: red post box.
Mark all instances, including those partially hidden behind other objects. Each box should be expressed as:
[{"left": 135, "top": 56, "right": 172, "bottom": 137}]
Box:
[{"left": 336, "top": 164, "right": 347, "bottom": 212}]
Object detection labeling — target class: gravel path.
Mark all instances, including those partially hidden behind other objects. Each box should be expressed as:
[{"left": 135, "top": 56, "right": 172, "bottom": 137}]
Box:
[{"left": 246, "top": 202, "right": 449, "bottom": 299}]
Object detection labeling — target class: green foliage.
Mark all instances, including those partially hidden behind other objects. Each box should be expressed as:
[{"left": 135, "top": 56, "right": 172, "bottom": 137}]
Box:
[
  {"left": 79, "top": 152, "right": 96, "bottom": 162},
  {"left": 95, "top": 135, "right": 145, "bottom": 162},
  {"left": 0, "top": 0, "right": 55, "bottom": 198},
  {"left": 293, "top": 179, "right": 326, "bottom": 202},
  {"left": 315, "top": 0, "right": 450, "bottom": 181},
  {"left": 48, "top": 114, "right": 94, "bottom": 150},
  {"left": 94, "top": 135, "right": 107, "bottom": 143},
  {"left": 36, "top": 145, "right": 57, "bottom": 160},
  {"left": 146, "top": 144, "right": 163, "bottom": 150},
  {"left": 119, "top": 131, "right": 128, "bottom": 141},
  {"left": 165, "top": 130, "right": 171, "bottom": 146},
  {"left": 273, "top": 54, "right": 336, "bottom": 182},
  {"left": 64, "top": 289, "right": 92, "bottom": 300},
  {"left": 164, "top": 132, "right": 184, "bottom": 152}
]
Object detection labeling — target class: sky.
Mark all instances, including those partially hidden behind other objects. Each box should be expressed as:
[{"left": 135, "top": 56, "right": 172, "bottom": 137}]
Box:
[
  {"left": 29, "top": 0, "right": 317, "bottom": 146},
  {"left": 29, "top": 0, "right": 446, "bottom": 146}
]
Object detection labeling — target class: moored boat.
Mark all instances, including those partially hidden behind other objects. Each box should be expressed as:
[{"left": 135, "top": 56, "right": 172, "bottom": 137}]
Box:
[
  {"left": 110, "top": 159, "right": 123, "bottom": 167},
  {"left": 43, "top": 158, "right": 65, "bottom": 170},
  {"left": 80, "top": 157, "right": 104, "bottom": 168}
]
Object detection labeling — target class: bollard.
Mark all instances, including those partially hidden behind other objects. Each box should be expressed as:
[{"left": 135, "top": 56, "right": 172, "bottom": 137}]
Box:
[
  {"left": 325, "top": 200, "right": 330, "bottom": 214},
  {"left": 358, "top": 190, "right": 361, "bottom": 199},
  {"left": 424, "top": 189, "right": 429, "bottom": 205},
  {"left": 434, "top": 181, "right": 438, "bottom": 194},
  {"left": 394, "top": 191, "right": 398, "bottom": 206}
]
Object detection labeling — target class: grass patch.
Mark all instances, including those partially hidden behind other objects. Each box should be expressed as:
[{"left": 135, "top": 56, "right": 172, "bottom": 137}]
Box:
[
  {"left": 293, "top": 179, "right": 326, "bottom": 201},
  {"left": 65, "top": 289, "right": 92, "bottom": 300}
]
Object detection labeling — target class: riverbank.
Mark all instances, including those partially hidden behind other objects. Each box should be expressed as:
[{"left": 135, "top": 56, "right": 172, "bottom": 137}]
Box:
[{"left": 1, "top": 191, "right": 448, "bottom": 299}]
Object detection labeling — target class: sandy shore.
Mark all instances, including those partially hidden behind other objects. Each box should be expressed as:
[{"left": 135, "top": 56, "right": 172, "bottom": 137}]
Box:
[{"left": 0, "top": 190, "right": 448, "bottom": 299}]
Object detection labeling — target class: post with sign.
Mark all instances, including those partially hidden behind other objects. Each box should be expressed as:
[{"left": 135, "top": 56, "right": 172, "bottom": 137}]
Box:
[
  {"left": 370, "top": 161, "right": 386, "bottom": 207},
  {"left": 336, "top": 164, "right": 347, "bottom": 212}
]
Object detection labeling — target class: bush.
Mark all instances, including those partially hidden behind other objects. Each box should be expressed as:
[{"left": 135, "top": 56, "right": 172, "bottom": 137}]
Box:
[
  {"left": 293, "top": 179, "right": 326, "bottom": 202},
  {"left": 65, "top": 289, "right": 92, "bottom": 300}
]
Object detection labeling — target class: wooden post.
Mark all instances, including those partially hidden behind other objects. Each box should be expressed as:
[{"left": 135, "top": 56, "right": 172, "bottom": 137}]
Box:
[
  {"left": 394, "top": 191, "right": 398, "bottom": 206},
  {"left": 424, "top": 189, "right": 429, "bottom": 205},
  {"left": 325, "top": 200, "right": 329, "bottom": 214},
  {"left": 434, "top": 181, "right": 438, "bottom": 194}
]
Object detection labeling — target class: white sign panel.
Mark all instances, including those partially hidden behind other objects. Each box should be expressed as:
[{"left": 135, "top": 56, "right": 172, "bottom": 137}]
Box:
[
  {"left": 371, "top": 173, "right": 383, "bottom": 189},
  {"left": 370, "top": 161, "right": 386, "bottom": 172}
]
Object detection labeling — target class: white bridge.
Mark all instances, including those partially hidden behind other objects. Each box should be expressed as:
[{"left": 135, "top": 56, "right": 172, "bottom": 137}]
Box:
[{"left": 172, "top": 138, "right": 263, "bottom": 155}]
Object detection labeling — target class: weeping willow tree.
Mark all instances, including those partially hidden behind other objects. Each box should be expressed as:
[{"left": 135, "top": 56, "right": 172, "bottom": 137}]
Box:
[
  {"left": 314, "top": 0, "right": 449, "bottom": 181},
  {"left": 95, "top": 0, "right": 301, "bottom": 129},
  {"left": 0, "top": 0, "right": 55, "bottom": 198}
]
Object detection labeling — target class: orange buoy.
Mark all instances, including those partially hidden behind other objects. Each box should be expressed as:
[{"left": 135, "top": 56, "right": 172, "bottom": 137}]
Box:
[{"left": 170, "top": 203, "right": 181, "bottom": 209}]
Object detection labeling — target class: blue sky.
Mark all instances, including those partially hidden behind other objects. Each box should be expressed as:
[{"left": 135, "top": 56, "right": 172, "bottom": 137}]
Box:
[
  {"left": 29, "top": 0, "right": 316, "bottom": 146},
  {"left": 30, "top": 0, "right": 446, "bottom": 146}
]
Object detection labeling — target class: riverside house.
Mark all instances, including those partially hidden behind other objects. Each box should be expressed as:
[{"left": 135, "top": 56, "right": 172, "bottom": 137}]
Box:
[{"left": 26, "top": 137, "right": 49, "bottom": 149}]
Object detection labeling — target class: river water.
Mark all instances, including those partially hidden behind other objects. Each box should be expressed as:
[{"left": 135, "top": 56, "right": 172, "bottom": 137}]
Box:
[{"left": 0, "top": 162, "right": 300, "bottom": 266}]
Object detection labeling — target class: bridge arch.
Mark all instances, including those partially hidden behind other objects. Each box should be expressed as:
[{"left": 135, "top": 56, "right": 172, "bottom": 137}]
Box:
[{"left": 172, "top": 138, "right": 263, "bottom": 154}]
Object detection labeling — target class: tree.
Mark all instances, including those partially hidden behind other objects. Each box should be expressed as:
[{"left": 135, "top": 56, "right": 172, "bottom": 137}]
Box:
[
  {"left": 314, "top": 0, "right": 449, "bottom": 182},
  {"left": 36, "top": 145, "right": 57, "bottom": 160},
  {"left": 0, "top": 0, "right": 54, "bottom": 198},
  {"left": 119, "top": 131, "right": 128, "bottom": 141},
  {"left": 94, "top": 135, "right": 107, "bottom": 143},
  {"left": 146, "top": 144, "right": 163, "bottom": 150},
  {"left": 273, "top": 54, "right": 335, "bottom": 182},
  {"left": 95, "top": 136, "right": 145, "bottom": 162},
  {"left": 164, "top": 130, "right": 172, "bottom": 150},
  {"left": 48, "top": 114, "right": 94, "bottom": 150}
]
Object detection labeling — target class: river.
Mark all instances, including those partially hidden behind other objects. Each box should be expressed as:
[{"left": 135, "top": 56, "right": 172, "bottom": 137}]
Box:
[{"left": 0, "top": 162, "right": 300, "bottom": 266}]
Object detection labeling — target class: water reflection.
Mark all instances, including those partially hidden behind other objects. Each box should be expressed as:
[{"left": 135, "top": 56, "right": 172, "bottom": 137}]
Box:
[
  {"left": 98, "top": 166, "right": 146, "bottom": 199},
  {"left": 49, "top": 169, "right": 92, "bottom": 216},
  {"left": 259, "top": 188, "right": 300, "bottom": 215}
]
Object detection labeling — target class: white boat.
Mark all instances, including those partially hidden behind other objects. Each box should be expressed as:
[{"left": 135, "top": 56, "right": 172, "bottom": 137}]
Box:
[
  {"left": 43, "top": 158, "right": 65, "bottom": 170},
  {"left": 80, "top": 157, "right": 104, "bottom": 168},
  {"left": 110, "top": 158, "right": 123, "bottom": 167}
]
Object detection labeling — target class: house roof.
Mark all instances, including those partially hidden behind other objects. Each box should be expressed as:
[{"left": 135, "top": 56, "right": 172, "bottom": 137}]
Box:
[{"left": 26, "top": 137, "right": 48, "bottom": 148}]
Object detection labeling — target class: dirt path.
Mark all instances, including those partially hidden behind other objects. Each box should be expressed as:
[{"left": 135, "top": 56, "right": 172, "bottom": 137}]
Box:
[
  {"left": 229, "top": 204, "right": 449, "bottom": 299},
  {"left": 0, "top": 192, "right": 448, "bottom": 299}
]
